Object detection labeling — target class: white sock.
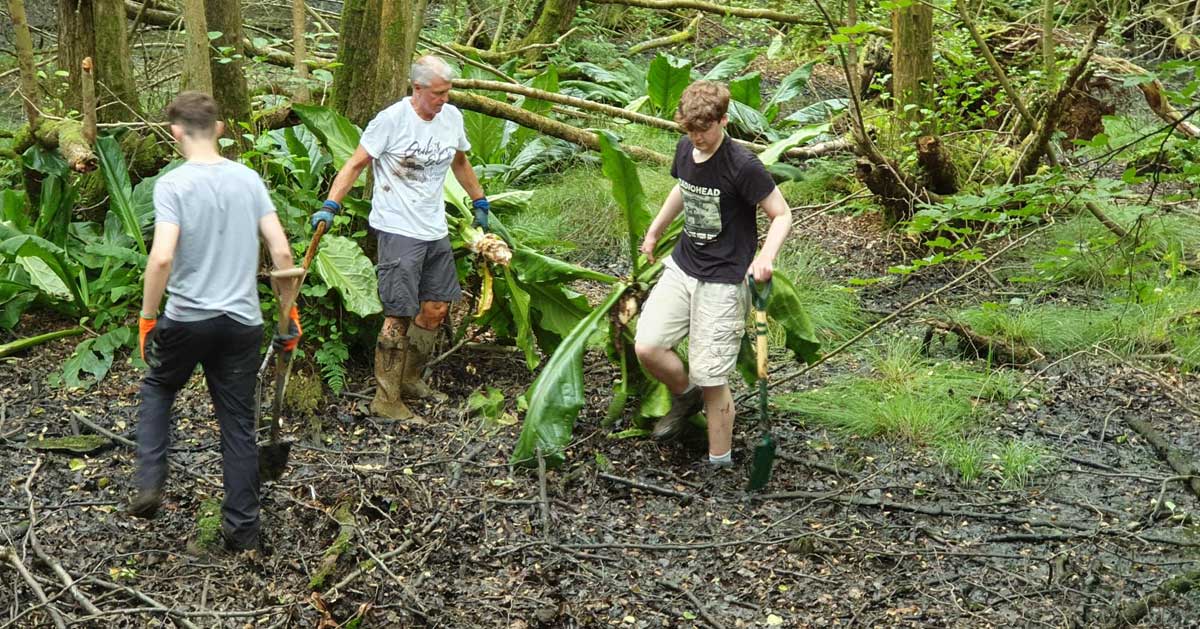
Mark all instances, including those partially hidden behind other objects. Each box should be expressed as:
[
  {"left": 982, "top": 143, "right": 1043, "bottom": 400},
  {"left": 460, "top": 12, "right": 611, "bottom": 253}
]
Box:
[{"left": 709, "top": 450, "right": 732, "bottom": 465}]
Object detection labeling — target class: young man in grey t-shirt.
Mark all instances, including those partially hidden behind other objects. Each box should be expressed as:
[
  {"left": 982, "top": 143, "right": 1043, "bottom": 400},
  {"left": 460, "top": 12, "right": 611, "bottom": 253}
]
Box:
[
  {"left": 311, "top": 55, "right": 490, "bottom": 421},
  {"left": 130, "top": 92, "right": 299, "bottom": 552}
]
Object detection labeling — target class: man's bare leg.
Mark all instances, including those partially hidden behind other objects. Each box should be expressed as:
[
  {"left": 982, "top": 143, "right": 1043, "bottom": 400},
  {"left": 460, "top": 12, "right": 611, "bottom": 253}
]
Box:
[{"left": 702, "top": 384, "right": 735, "bottom": 461}]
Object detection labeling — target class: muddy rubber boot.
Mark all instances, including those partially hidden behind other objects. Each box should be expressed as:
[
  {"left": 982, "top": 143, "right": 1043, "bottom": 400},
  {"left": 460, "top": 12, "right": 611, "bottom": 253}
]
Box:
[
  {"left": 128, "top": 487, "right": 162, "bottom": 519},
  {"left": 653, "top": 386, "right": 703, "bottom": 441},
  {"left": 400, "top": 325, "right": 448, "bottom": 403},
  {"left": 370, "top": 338, "right": 416, "bottom": 420}
]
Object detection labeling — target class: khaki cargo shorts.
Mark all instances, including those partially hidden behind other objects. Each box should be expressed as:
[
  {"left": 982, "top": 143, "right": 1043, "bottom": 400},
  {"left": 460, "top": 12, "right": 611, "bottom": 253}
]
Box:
[{"left": 634, "top": 259, "right": 749, "bottom": 387}]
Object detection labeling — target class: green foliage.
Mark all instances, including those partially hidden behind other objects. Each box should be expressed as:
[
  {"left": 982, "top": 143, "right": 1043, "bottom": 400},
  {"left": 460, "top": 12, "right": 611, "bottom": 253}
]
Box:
[
  {"left": 646, "top": 54, "right": 693, "bottom": 117},
  {"left": 312, "top": 236, "right": 382, "bottom": 317},
  {"left": 96, "top": 136, "right": 148, "bottom": 255},
  {"left": 771, "top": 245, "right": 863, "bottom": 343},
  {"left": 776, "top": 337, "right": 1024, "bottom": 444},
  {"left": 938, "top": 437, "right": 988, "bottom": 485},
  {"left": 994, "top": 440, "right": 1047, "bottom": 489},
  {"left": 284, "top": 369, "right": 325, "bottom": 417}
]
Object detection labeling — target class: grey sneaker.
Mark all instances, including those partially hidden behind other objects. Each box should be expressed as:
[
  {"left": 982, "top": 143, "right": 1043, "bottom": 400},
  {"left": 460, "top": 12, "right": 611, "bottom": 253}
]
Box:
[{"left": 653, "top": 386, "right": 704, "bottom": 441}]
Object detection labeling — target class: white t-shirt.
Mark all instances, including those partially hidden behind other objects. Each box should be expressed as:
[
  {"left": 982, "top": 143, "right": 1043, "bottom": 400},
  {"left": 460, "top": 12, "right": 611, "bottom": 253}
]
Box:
[{"left": 359, "top": 97, "right": 471, "bottom": 241}]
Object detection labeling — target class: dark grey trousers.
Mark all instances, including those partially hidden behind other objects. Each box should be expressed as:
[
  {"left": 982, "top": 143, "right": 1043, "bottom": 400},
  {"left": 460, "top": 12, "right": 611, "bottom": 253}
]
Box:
[{"left": 135, "top": 315, "right": 263, "bottom": 548}]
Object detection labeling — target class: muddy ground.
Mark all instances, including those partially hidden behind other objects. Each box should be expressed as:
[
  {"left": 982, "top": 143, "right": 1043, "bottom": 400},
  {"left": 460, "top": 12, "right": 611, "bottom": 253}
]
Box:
[{"left": 2, "top": 213, "right": 1199, "bottom": 628}]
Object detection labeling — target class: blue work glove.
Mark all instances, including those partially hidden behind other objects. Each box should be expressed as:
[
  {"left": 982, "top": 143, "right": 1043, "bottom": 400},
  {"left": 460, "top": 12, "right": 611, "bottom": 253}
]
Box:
[
  {"left": 311, "top": 199, "right": 340, "bottom": 230},
  {"left": 472, "top": 197, "right": 490, "bottom": 232}
]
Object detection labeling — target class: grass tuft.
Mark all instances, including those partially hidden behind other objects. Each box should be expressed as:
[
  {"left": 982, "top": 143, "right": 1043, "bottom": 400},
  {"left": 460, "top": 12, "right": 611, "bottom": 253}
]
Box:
[{"left": 771, "top": 245, "right": 864, "bottom": 344}]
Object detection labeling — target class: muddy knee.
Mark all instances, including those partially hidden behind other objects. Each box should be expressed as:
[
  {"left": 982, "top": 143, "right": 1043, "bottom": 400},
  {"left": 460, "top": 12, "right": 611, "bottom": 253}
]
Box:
[
  {"left": 380, "top": 316, "right": 410, "bottom": 345},
  {"left": 415, "top": 301, "right": 449, "bottom": 330}
]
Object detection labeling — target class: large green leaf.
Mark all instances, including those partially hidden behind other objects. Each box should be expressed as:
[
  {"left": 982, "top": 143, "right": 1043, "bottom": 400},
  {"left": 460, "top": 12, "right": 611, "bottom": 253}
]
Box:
[
  {"left": 502, "top": 267, "right": 539, "bottom": 370},
  {"left": 727, "top": 100, "right": 773, "bottom": 140},
  {"left": 758, "top": 123, "right": 830, "bottom": 167},
  {"left": 463, "top": 107, "right": 507, "bottom": 165},
  {"left": 597, "top": 131, "right": 651, "bottom": 273},
  {"left": 765, "top": 62, "right": 816, "bottom": 120},
  {"left": 512, "top": 246, "right": 618, "bottom": 284},
  {"left": 0, "top": 235, "right": 85, "bottom": 311},
  {"left": 130, "top": 160, "right": 183, "bottom": 234},
  {"left": 312, "top": 235, "right": 382, "bottom": 316},
  {"left": 729, "top": 72, "right": 763, "bottom": 110},
  {"left": 1, "top": 189, "right": 30, "bottom": 234},
  {"left": 769, "top": 272, "right": 821, "bottom": 365},
  {"left": 703, "top": 50, "right": 759, "bottom": 81},
  {"left": 96, "top": 136, "right": 146, "bottom": 255},
  {"left": 525, "top": 282, "right": 591, "bottom": 343},
  {"left": 646, "top": 54, "right": 692, "bottom": 117},
  {"left": 784, "top": 99, "right": 849, "bottom": 126},
  {"left": 58, "top": 327, "right": 131, "bottom": 389},
  {"left": 523, "top": 66, "right": 559, "bottom": 117},
  {"left": 511, "top": 283, "right": 627, "bottom": 467},
  {"left": 293, "top": 104, "right": 363, "bottom": 169}
]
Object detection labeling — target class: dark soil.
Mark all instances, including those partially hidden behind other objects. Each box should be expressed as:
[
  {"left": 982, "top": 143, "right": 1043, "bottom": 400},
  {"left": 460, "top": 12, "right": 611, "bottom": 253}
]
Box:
[{"left": 2, "top": 213, "right": 1199, "bottom": 628}]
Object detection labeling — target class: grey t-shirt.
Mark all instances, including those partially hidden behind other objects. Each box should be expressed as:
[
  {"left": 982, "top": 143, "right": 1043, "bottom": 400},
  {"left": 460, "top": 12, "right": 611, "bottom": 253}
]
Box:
[{"left": 153, "top": 159, "right": 275, "bottom": 326}]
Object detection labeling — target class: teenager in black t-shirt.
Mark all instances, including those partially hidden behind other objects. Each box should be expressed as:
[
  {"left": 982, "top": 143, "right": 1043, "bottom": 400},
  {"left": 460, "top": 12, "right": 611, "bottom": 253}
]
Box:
[{"left": 634, "top": 81, "right": 793, "bottom": 469}]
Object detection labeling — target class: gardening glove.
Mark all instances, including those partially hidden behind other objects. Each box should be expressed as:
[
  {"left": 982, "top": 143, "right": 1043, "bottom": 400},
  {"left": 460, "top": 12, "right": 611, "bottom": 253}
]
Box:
[
  {"left": 272, "top": 306, "right": 302, "bottom": 353},
  {"left": 310, "top": 199, "right": 339, "bottom": 231},
  {"left": 138, "top": 314, "right": 158, "bottom": 362},
  {"left": 471, "top": 197, "right": 490, "bottom": 232}
]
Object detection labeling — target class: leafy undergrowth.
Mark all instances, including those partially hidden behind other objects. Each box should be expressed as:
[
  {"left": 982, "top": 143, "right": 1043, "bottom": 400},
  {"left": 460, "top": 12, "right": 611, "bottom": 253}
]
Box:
[
  {"left": 774, "top": 336, "right": 1043, "bottom": 486},
  {"left": 956, "top": 278, "right": 1200, "bottom": 370}
]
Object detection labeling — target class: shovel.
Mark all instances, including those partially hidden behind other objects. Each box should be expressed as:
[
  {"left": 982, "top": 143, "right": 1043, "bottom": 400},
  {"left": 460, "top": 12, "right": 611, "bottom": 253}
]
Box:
[
  {"left": 259, "top": 222, "right": 327, "bottom": 482},
  {"left": 746, "top": 275, "right": 776, "bottom": 492}
]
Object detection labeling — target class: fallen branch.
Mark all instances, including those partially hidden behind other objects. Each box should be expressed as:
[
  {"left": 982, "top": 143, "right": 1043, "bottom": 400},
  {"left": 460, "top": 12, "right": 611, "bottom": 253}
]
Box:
[
  {"left": 659, "top": 579, "right": 724, "bottom": 629},
  {"left": 629, "top": 13, "right": 701, "bottom": 54},
  {"left": 450, "top": 78, "right": 854, "bottom": 161},
  {"left": 1125, "top": 418, "right": 1200, "bottom": 500},
  {"left": 1093, "top": 54, "right": 1200, "bottom": 139},
  {"left": 449, "top": 91, "right": 670, "bottom": 164},
  {"left": 1103, "top": 568, "right": 1200, "bottom": 629},
  {"left": 587, "top": 0, "right": 824, "bottom": 26},
  {"left": 308, "top": 502, "right": 358, "bottom": 590},
  {"left": 597, "top": 472, "right": 696, "bottom": 500},
  {"left": 924, "top": 318, "right": 1045, "bottom": 366},
  {"left": 23, "top": 458, "right": 101, "bottom": 617}
]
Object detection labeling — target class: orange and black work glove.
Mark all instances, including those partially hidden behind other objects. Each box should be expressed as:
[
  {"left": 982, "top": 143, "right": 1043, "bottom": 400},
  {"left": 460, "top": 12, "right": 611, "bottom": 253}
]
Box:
[
  {"left": 272, "top": 306, "right": 302, "bottom": 353},
  {"left": 138, "top": 314, "right": 158, "bottom": 362}
]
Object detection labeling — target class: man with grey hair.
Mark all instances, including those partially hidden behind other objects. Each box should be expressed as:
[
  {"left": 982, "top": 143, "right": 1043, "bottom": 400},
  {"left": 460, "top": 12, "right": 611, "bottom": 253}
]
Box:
[{"left": 311, "top": 55, "right": 489, "bottom": 420}]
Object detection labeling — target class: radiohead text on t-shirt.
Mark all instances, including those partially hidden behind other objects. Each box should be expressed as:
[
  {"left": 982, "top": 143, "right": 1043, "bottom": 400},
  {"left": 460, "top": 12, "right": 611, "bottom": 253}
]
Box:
[{"left": 669, "top": 136, "right": 776, "bottom": 284}]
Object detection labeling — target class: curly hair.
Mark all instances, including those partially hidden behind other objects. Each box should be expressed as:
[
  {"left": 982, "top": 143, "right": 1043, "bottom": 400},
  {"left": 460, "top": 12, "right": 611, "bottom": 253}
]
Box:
[{"left": 674, "top": 81, "right": 730, "bottom": 132}]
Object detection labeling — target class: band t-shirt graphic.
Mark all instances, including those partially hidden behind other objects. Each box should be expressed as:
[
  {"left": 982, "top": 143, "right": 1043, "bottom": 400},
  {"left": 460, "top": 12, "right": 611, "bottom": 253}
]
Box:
[
  {"left": 669, "top": 135, "right": 776, "bottom": 284},
  {"left": 360, "top": 96, "right": 472, "bottom": 241}
]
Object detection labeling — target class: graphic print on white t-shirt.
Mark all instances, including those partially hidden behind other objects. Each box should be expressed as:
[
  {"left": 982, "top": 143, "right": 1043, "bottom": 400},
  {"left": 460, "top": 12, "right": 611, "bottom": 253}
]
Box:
[{"left": 360, "top": 97, "right": 471, "bottom": 241}]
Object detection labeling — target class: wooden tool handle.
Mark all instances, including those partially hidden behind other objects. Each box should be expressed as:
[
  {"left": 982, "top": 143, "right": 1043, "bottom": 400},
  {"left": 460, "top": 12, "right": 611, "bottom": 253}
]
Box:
[
  {"left": 301, "top": 221, "right": 327, "bottom": 271},
  {"left": 756, "top": 310, "right": 769, "bottom": 380},
  {"left": 272, "top": 222, "right": 329, "bottom": 336}
]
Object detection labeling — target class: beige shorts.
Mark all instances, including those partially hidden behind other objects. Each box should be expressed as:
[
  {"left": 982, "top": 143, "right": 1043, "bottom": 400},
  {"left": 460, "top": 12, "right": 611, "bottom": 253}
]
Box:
[{"left": 634, "top": 259, "right": 749, "bottom": 387}]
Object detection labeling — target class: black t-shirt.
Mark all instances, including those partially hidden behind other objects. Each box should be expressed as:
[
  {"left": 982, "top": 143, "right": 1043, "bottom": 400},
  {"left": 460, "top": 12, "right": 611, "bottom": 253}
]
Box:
[{"left": 669, "top": 135, "right": 776, "bottom": 284}]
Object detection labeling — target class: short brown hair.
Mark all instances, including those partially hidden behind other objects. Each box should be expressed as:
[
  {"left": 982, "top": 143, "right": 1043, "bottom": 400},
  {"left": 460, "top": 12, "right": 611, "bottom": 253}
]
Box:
[
  {"left": 675, "top": 81, "right": 730, "bottom": 132},
  {"left": 166, "top": 91, "right": 220, "bottom": 136}
]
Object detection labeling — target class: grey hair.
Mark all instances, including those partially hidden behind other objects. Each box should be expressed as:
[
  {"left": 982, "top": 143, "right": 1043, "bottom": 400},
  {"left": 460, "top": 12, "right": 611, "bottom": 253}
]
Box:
[{"left": 411, "top": 56, "right": 454, "bottom": 87}]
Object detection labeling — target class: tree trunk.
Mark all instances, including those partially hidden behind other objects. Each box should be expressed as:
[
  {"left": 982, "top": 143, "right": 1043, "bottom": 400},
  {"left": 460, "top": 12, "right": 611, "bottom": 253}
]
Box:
[
  {"left": 375, "top": 0, "right": 427, "bottom": 113},
  {"left": 891, "top": 3, "right": 933, "bottom": 123},
  {"left": 94, "top": 0, "right": 141, "bottom": 122},
  {"left": 181, "top": 0, "right": 213, "bottom": 94},
  {"left": 57, "top": 0, "right": 96, "bottom": 116},
  {"left": 917, "top": 135, "right": 957, "bottom": 195},
  {"left": 521, "top": 0, "right": 580, "bottom": 47},
  {"left": 293, "top": 0, "right": 310, "bottom": 103},
  {"left": 333, "top": 0, "right": 382, "bottom": 125},
  {"left": 205, "top": 0, "right": 252, "bottom": 125},
  {"left": 58, "top": 0, "right": 141, "bottom": 123},
  {"left": 7, "top": 0, "right": 39, "bottom": 127}
]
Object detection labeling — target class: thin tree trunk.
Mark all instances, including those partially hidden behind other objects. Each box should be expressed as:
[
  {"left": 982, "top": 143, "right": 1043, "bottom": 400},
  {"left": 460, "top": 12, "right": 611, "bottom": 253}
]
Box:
[
  {"left": 94, "top": 0, "right": 141, "bottom": 122},
  {"left": 293, "top": 0, "right": 311, "bottom": 103},
  {"left": 82, "top": 58, "right": 97, "bottom": 143},
  {"left": 1042, "top": 0, "right": 1056, "bottom": 90},
  {"left": 181, "top": 0, "right": 213, "bottom": 94},
  {"left": 521, "top": 0, "right": 580, "bottom": 47},
  {"left": 333, "top": 0, "right": 382, "bottom": 124},
  {"left": 7, "top": 0, "right": 39, "bottom": 127},
  {"left": 205, "top": 0, "right": 252, "bottom": 124},
  {"left": 57, "top": 0, "right": 97, "bottom": 117},
  {"left": 892, "top": 2, "right": 933, "bottom": 123},
  {"left": 375, "top": 0, "right": 427, "bottom": 113}
]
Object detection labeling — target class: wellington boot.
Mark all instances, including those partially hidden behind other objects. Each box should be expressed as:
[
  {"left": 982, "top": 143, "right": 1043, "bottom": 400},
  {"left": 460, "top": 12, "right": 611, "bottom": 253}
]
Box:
[
  {"left": 401, "top": 325, "right": 448, "bottom": 403},
  {"left": 370, "top": 339, "right": 416, "bottom": 420}
]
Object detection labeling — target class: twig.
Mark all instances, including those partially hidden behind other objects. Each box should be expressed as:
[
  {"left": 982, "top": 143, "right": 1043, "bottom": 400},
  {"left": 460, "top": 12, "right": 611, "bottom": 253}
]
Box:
[
  {"left": 536, "top": 448, "right": 552, "bottom": 543},
  {"left": 659, "top": 579, "right": 724, "bottom": 629},
  {"left": 23, "top": 458, "right": 100, "bottom": 617},
  {"left": 597, "top": 472, "right": 697, "bottom": 500}
]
